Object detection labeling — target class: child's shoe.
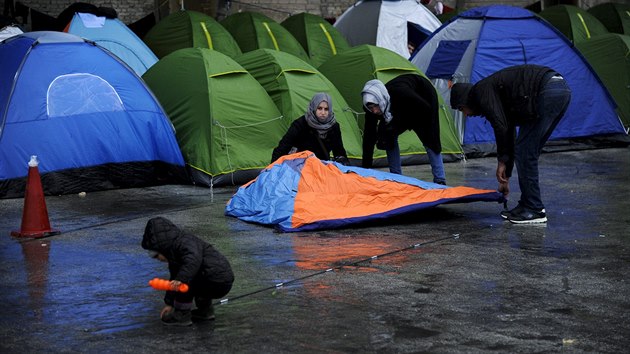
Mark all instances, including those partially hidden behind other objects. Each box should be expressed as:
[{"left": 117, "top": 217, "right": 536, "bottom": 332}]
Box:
[
  {"left": 192, "top": 298, "right": 215, "bottom": 321},
  {"left": 161, "top": 308, "right": 192, "bottom": 326}
]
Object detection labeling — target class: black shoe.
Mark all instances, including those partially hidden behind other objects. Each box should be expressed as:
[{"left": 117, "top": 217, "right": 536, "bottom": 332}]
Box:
[
  {"left": 192, "top": 299, "right": 215, "bottom": 321},
  {"left": 508, "top": 207, "right": 547, "bottom": 224},
  {"left": 161, "top": 308, "right": 192, "bottom": 327},
  {"left": 501, "top": 205, "right": 545, "bottom": 220}
]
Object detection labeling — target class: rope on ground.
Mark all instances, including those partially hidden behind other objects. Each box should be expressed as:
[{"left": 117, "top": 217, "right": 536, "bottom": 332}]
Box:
[{"left": 215, "top": 233, "right": 461, "bottom": 306}]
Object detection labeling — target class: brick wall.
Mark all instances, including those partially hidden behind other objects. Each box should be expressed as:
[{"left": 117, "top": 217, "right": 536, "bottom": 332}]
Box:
[{"left": 1, "top": 0, "right": 624, "bottom": 26}]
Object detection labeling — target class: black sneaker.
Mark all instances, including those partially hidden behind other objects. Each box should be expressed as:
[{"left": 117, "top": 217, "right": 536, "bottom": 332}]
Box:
[
  {"left": 501, "top": 205, "right": 545, "bottom": 220},
  {"left": 161, "top": 308, "right": 192, "bottom": 327},
  {"left": 508, "top": 207, "right": 547, "bottom": 224}
]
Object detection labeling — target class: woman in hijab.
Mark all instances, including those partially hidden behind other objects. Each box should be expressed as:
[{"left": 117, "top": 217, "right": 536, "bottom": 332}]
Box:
[
  {"left": 361, "top": 74, "right": 446, "bottom": 184},
  {"left": 271, "top": 92, "right": 349, "bottom": 164}
]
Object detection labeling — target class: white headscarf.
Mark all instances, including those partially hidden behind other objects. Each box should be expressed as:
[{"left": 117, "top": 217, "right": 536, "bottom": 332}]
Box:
[
  {"left": 361, "top": 79, "right": 393, "bottom": 124},
  {"left": 305, "top": 92, "right": 336, "bottom": 138}
]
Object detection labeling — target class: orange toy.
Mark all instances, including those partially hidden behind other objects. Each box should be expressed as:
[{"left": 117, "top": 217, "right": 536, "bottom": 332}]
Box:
[{"left": 148, "top": 278, "right": 189, "bottom": 293}]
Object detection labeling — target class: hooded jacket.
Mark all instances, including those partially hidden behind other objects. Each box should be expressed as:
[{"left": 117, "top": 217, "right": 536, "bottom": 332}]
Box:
[
  {"left": 142, "top": 217, "right": 234, "bottom": 286},
  {"left": 362, "top": 74, "right": 441, "bottom": 168}
]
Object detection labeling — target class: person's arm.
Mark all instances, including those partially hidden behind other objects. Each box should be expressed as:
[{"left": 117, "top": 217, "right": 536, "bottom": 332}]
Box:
[
  {"left": 362, "top": 112, "right": 378, "bottom": 168},
  {"left": 272, "top": 118, "right": 302, "bottom": 162},
  {"left": 171, "top": 237, "right": 203, "bottom": 285},
  {"left": 330, "top": 123, "right": 348, "bottom": 162}
]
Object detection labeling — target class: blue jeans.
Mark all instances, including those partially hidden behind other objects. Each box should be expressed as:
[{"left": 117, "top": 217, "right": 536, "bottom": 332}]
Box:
[
  {"left": 386, "top": 139, "right": 446, "bottom": 184},
  {"left": 514, "top": 78, "right": 571, "bottom": 211}
]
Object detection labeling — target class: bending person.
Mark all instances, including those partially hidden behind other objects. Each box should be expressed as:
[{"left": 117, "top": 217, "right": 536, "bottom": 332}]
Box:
[
  {"left": 361, "top": 74, "right": 446, "bottom": 184},
  {"left": 450, "top": 64, "right": 571, "bottom": 224}
]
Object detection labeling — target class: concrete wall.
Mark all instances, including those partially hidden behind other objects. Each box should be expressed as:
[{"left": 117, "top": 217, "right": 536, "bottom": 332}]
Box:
[{"left": 1, "top": 0, "right": 624, "bottom": 26}]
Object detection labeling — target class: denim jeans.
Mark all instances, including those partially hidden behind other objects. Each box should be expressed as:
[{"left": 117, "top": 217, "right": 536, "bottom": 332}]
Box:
[
  {"left": 514, "top": 78, "right": 571, "bottom": 211},
  {"left": 386, "top": 139, "right": 447, "bottom": 184}
]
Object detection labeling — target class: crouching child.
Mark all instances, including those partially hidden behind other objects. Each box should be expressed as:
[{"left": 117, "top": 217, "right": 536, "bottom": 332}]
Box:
[{"left": 142, "top": 217, "right": 234, "bottom": 326}]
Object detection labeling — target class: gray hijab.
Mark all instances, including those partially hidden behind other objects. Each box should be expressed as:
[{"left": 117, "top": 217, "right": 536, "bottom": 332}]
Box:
[
  {"left": 305, "top": 92, "right": 336, "bottom": 138},
  {"left": 361, "top": 79, "right": 393, "bottom": 123}
]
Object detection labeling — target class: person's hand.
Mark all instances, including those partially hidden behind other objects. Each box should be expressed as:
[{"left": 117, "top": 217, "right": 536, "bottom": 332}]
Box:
[
  {"left": 496, "top": 161, "right": 508, "bottom": 183},
  {"left": 160, "top": 305, "right": 173, "bottom": 318},
  {"left": 498, "top": 181, "right": 510, "bottom": 198},
  {"left": 170, "top": 280, "right": 182, "bottom": 291}
]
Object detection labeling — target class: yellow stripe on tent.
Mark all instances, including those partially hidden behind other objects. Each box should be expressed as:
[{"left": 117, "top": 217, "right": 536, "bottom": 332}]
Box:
[
  {"left": 319, "top": 23, "right": 337, "bottom": 55},
  {"left": 262, "top": 22, "right": 280, "bottom": 51},
  {"left": 200, "top": 22, "right": 214, "bottom": 49}
]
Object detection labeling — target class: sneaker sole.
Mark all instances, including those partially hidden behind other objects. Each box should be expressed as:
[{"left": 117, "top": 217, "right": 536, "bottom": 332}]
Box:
[{"left": 509, "top": 216, "right": 547, "bottom": 224}]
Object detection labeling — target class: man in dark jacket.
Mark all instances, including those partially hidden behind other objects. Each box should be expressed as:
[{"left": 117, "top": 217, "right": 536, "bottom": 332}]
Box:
[
  {"left": 142, "top": 217, "right": 234, "bottom": 326},
  {"left": 361, "top": 74, "right": 446, "bottom": 184},
  {"left": 450, "top": 64, "right": 571, "bottom": 224}
]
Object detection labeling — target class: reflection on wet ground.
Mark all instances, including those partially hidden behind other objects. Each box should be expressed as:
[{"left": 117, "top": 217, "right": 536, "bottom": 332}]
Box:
[{"left": 1, "top": 148, "right": 629, "bottom": 352}]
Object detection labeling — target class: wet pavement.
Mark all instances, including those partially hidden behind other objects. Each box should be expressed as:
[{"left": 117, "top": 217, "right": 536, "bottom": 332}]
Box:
[{"left": 1, "top": 147, "right": 629, "bottom": 353}]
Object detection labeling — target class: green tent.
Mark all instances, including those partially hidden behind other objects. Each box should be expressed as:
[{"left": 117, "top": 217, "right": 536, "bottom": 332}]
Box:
[
  {"left": 236, "top": 48, "right": 363, "bottom": 162},
  {"left": 576, "top": 33, "right": 630, "bottom": 127},
  {"left": 318, "top": 44, "right": 463, "bottom": 166},
  {"left": 142, "top": 48, "right": 285, "bottom": 186},
  {"left": 143, "top": 10, "right": 242, "bottom": 59},
  {"left": 588, "top": 2, "right": 630, "bottom": 35},
  {"left": 539, "top": 5, "right": 608, "bottom": 43},
  {"left": 281, "top": 12, "right": 351, "bottom": 68},
  {"left": 220, "top": 11, "right": 310, "bottom": 63}
]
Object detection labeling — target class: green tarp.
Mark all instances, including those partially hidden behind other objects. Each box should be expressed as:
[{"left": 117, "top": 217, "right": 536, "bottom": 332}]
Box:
[
  {"left": 281, "top": 12, "right": 351, "bottom": 68},
  {"left": 143, "top": 10, "right": 242, "bottom": 59},
  {"left": 318, "top": 44, "right": 463, "bottom": 166},
  {"left": 142, "top": 48, "right": 285, "bottom": 186},
  {"left": 221, "top": 11, "right": 310, "bottom": 63},
  {"left": 236, "top": 48, "right": 363, "bottom": 161}
]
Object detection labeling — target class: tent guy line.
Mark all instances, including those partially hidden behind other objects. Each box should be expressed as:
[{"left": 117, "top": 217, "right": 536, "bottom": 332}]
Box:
[{"left": 215, "top": 233, "right": 463, "bottom": 306}]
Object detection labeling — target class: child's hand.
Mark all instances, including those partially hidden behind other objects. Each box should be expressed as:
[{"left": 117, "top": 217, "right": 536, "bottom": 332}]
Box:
[
  {"left": 170, "top": 280, "right": 182, "bottom": 291},
  {"left": 161, "top": 305, "right": 173, "bottom": 318}
]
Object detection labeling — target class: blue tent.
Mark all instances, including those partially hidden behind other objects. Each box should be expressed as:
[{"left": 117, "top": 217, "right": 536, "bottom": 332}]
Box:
[
  {"left": 0, "top": 32, "right": 186, "bottom": 198},
  {"left": 65, "top": 12, "right": 158, "bottom": 76},
  {"left": 411, "top": 5, "right": 627, "bottom": 153}
]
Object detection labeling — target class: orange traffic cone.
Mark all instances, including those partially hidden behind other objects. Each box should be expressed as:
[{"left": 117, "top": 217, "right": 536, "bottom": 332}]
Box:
[{"left": 11, "top": 156, "right": 60, "bottom": 238}]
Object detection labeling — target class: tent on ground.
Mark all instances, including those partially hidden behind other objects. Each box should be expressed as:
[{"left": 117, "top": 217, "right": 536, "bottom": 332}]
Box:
[
  {"left": 588, "top": 2, "right": 630, "bottom": 35},
  {"left": 281, "top": 12, "right": 351, "bottom": 68},
  {"left": 235, "top": 48, "right": 363, "bottom": 162},
  {"left": 64, "top": 12, "right": 158, "bottom": 76},
  {"left": 143, "top": 10, "right": 242, "bottom": 59},
  {"left": 0, "top": 24, "right": 22, "bottom": 41},
  {"left": 220, "top": 11, "right": 310, "bottom": 63},
  {"left": 225, "top": 151, "right": 504, "bottom": 232},
  {"left": 411, "top": 5, "right": 627, "bottom": 155},
  {"left": 142, "top": 48, "right": 286, "bottom": 187},
  {"left": 0, "top": 32, "right": 186, "bottom": 198},
  {"left": 576, "top": 33, "right": 630, "bottom": 128},
  {"left": 334, "top": 0, "right": 442, "bottom": 59},
  {"left": 539, "top": 5, "right": 609, "bottom": 43},
  {"left": 318, "top": 44, "right": 463, "bottom": 167}
]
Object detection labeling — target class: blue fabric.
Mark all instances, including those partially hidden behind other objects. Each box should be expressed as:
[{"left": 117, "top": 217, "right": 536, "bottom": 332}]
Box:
[
  {"left": 425, "top": 40, "right": 471, "bottom": 79},
  {"left": 0, "top": 32, "right": 184, "bottom": 180}
]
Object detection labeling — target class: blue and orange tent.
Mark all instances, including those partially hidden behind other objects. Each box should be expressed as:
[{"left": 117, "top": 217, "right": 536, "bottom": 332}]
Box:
[{"left": 225, "top": 151, "right": 504, "bottom": 232}]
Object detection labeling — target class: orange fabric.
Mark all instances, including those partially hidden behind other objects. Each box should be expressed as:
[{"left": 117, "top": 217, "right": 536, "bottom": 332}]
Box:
[{"left": 292, "top": 157, "right": 495, "bottom": 229}]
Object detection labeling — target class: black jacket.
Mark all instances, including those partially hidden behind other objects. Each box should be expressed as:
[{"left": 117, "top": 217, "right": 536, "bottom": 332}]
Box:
[
  {"left": 467, "top": 64, "right": 556, "bottom": 176},
  {"left": 142, "top": 217, "right": 234, "bottom": 287},
  {"left": 362, "top": 74, "right": 441, "bottom": 168},
  {"left": 271, "top": 116, "right": 347, "bottom": 162}
]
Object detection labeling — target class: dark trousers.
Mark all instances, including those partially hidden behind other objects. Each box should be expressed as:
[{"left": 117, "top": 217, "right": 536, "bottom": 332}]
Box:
[{"left": 514, "top": 78, "right": 571, "bottom": 211}]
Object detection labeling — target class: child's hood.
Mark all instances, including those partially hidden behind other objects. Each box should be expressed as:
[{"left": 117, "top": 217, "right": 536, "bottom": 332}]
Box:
[{"left": 141, "top": 217, "right": 182, "bottom": 253}]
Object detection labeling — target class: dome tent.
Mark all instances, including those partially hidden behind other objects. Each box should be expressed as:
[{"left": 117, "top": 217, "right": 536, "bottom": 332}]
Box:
[
  {"left": 588, "top": 2, "right": 630, "bottom": 35},
  {"left": 143, "top": 10, "right": 242, "bottom": 59},
  {"left": 281, "top": 12, "right": 351, "bottom": 68},
  {"left": 318, "top": 44, "right": 463, "bottom": 167},
  {"left": 538, "top": 5, "right": 608, "bottom": 43},
  {"left": 411, "top": 5, "right": 627, "bottom": 155},
  {"left": 0, "top": 32, "right": 186, "bottom": 198},
  {"left": 235, "top": 49, "right": 363, "bottom": 162},
  {"left": 220, "top": 11, "right": 310, "bottom": 63},
  {"left": 142, "top": 48, "right": 286, "bottom": 187},
  {"left": 334, "top": 0, "right": 441, "bottom": 59}
]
